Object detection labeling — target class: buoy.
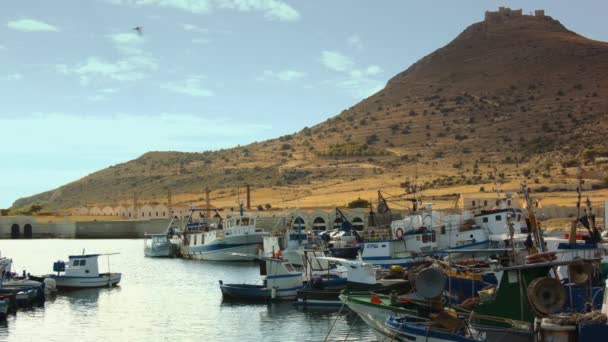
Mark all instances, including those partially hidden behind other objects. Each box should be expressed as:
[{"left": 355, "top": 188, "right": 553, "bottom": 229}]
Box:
[
  {"left": 43, "top": 278, "right": 57, "bottom": 292},
  {"left": 390, "top": 265, "right": 404, "bottom": 274},
  {"left": 271, "top": 287, "right": 277, "bottom": 299}
]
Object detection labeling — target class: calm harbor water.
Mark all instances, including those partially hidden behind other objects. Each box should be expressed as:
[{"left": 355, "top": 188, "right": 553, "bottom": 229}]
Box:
[{"left": 0, "top": 239, "right": 376, "bottom": 342}]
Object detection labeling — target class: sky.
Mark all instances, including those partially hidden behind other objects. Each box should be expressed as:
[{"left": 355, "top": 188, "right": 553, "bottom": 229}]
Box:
[{"left": 1, "top": 0, "right": 607, "bottom": 208}]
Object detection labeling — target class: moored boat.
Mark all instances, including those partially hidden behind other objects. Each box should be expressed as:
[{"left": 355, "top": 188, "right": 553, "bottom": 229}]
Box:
[
  {"left": 219, "top": 255, "right": 303, "bottom": 301},
  {"left": 181, "top": 207, "right": 268, "bottom": 261},
  {"left": 35, "top": 253, "right": 121, "bottom": 289},
  {"left": 144, "top": 233, "right": 178, "bottom": 257}
]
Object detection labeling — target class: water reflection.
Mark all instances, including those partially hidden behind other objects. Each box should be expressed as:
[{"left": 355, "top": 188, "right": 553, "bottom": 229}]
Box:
[{"left": 0, "top": 240, "right": 376, "bottom": 342}]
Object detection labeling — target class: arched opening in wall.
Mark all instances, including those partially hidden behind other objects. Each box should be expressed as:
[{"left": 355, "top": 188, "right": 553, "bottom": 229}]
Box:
[
  {"left": 352, "top": 217, "right": 364, "bottom": 231},
  {"left": 11, "top": 224, "right": 20, "bottom": 239},
  {"left": 293, "top": 217, "right": 306, "bottom": 230},
  {"left": 312, "top": 217, "right": 326, "bottom": 231},
  {"left": 333, "top": 217, "right": 343, "bottom": 230},
  {"left": 24, "top": 224, "right": 33, "bottom": 239}
]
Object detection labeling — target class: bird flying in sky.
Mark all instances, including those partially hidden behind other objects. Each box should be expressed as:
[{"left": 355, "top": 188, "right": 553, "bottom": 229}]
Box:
[{"left": 133, "top": 26, "right": 143, "bottom": 35}]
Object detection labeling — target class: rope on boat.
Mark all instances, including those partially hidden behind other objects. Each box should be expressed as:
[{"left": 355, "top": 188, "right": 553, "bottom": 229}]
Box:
[
  {"left": 323, "top": 302, "right": 346, "bottom": 342},
  {"left": 342, "top": 311, "right": 359, "bottom": 341}
]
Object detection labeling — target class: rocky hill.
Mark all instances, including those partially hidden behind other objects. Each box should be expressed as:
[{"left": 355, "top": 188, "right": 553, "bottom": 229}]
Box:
[{"left": 13, "top": 8, "right": 608, "bottom": 211}]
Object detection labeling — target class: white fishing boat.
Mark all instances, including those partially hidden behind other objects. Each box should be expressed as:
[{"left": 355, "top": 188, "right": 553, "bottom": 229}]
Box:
[
  {"left": 181, "top": 207, "right": 268, "bottom": 261},
  {"left": 361, "top": 197, "right": 528, "bottom": 268},
  {"left": 39, "top": 253, "right": 121, "bottom": 289}
]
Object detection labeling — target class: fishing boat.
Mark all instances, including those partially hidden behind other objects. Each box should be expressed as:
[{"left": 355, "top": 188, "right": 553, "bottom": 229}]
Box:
[
  {"left": 34, "top": 253, "right": 121, "bottom": 289},
  {"left": 295, "top": 255, "right": 410, "bottom": 307},
  {"left": 381, "top": 314, "right": 484, "bottom": 342},
  {"left": 144, "top": 233, "right": 178, "bottom": 257},
  {"left": 180, "top": 206, "right": 268, "bottom": 261},
  {"left": 219, "top": 255, "right": 303, "bottom": 301}
]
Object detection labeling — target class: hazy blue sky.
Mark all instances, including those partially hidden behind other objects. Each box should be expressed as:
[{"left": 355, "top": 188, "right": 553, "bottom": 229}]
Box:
[{"left": 1, "top": 0, "right": 606, "bottom": 208}]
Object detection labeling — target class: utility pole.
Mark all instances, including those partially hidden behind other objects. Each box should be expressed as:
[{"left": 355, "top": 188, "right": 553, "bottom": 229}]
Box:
[
  {"left": 205, "top": 187, "right": 211, "bottom": 219},
  {"left": 167, "top": 188, "right": 173, "bottom": 218},
  {"left": 246, "top": 184, "right": 251, "bottom": 210},
  {"left": 133, "top": 191, "right": 139, "bottom": 219}
]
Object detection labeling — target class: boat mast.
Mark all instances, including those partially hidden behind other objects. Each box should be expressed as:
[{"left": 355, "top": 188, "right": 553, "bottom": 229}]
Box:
[
  {"left": 569, "top": 172, "right": 583, "bottom": 244},
  {"left": 521, "top": 182, "right": 544, "bottom": 253}
]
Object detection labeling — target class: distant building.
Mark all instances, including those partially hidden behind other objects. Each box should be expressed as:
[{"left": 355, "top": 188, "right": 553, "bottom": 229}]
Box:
[{"left": 484, "top": 7, "right": 538, "bottom": 22}]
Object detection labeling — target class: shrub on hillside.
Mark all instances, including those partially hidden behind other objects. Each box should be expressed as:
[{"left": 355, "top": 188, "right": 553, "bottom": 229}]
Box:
[{"left": 348, "top": 198, "right": 370, "bottom": 209}]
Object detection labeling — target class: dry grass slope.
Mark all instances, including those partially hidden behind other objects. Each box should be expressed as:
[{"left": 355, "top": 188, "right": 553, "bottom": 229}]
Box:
[{"left": 12, "top": 12, "right": 608, "bottom": 211}]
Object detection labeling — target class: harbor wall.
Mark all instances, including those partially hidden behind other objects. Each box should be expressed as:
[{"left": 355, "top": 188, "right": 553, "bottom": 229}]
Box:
[{"left": 0, "top": 216, "right": 169, "bottom": 239}]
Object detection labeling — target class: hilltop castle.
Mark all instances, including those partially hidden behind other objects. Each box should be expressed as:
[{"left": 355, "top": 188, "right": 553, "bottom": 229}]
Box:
[{"left": 485, "top": 7, "right": 546, "bottom": 22}]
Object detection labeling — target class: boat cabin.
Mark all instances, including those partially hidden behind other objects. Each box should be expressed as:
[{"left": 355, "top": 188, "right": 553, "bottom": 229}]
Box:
[
  {"left": 474, "top": 208, "right": 527, "bottom": 235},
  {"left": 144, "top": 233, "right": 169, "bottom": 247},
  {"left": 61, "top": 254, "right": 102, "bottom": 277}
]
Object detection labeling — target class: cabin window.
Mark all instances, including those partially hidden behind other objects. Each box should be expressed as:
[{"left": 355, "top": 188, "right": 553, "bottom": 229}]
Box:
[
  {"left": 284, "top": 264, "right": 295, "bottom": 272},
  {"left": 80, "top": 260, "right": 86, "bottom": 266},
  {"left": 431, "top": 233, "right": 436, "bottom": 242},
  {"left": 72, "top": 260, "right": 79, "bottom": 267},
  {"left": 242, "top": 218, "right": 250, "bottom": 226},
  {"left": 495, "top": 215, "right": 502, "bottom": 221},
  {"left": 483, "top": 217, "right": 488, "bottom": 223},
  {"left": 440, "top": 226, "right": 446, "bottom": 234},
  {"left": 422, "top": 234, "right": 428, "bottom": 243},
  {"left": 236, "top": 219, "right": 240, "bottom": 226},
  {"left": 517, "top": 214, "right": 521, "bottom": 221}
]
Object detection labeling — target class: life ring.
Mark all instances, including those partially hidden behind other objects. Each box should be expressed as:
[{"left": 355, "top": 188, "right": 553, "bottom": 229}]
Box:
[{"left": 395, "top": 228, "right": 404, "bottom": 239}]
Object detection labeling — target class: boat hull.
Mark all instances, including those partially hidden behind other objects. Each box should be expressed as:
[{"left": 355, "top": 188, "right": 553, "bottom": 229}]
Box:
[
  {"left": 219, "top": 281, "right": 300, "bottom": 301},
  {"left": 185, "top": 240, "right": 261, "bottom": 261},
  {"left": 329, "top": 247, "right": 359, "bottom": 259},
  {"left": 50, "top": 273, "right": 121, "bottom": 289}
]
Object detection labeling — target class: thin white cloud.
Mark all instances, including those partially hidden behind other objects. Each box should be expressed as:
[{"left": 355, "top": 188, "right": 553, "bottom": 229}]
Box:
[
  {"left": 110, "top": 0, "right": 299, "bottom": 21},
  {"left": 192, "top": 38, "right": 212, "bottom": 44},
  {"left": 108, "top": 32, "right": 142, "bottom": 44},
  {"left": 218, "top": 0, "right": 299, "bottom": 21},
  {"left": 107, "top": 32, "right": 147, "bottom": 55},
  {"left": 180, "top": 23, "right": 209, "bottom": 33},
  {"left": 365, "top": 65, "right": 382, "bottom": 76},
  {"left": 258, "top": 69, "right": 306, "bottom": 81},
  {"left": 162, "top": 76, "right": 214, "bottom": 97},
  {"left": 347, "top": 34, "right": 363, "bottom": 51},
  {"left": 319, "top": 51, "right": 384, "bottom": 99},
  {"left": 2, "top": 73, "right": 23, "bottom": 81},
  {"left": 6, "top": 18, "right": 58, "bottom": 32},
  {"left": 320, "top": 51, "right": 354, "bottom": 72},
  {"left": 100, "top": 88, "right": 119, "bottom": 94},
  {"left": 57, "top": 56, "right": 158, "bottom": 83}
]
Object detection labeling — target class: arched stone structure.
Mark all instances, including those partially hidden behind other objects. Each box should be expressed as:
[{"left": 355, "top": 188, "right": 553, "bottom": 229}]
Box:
[
  {"left": 293, "top": 217, "right": 306, "bottom": 229},
  {"left": 11, "top": 224, "right": 20, "bottom": 239},
  {"left": 312, "top": 217, "right": 326, "bottom": 231},
  {"left": 24, "top": 223, "right": 33, "bottom": 238}
]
